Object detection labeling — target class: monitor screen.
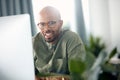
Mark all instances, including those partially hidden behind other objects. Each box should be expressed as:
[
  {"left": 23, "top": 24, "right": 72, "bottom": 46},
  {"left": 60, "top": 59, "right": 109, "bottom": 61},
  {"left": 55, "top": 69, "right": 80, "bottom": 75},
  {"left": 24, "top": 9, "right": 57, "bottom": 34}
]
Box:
[{"left": 0, "top": 14, "right": 35, "bottom": 80}]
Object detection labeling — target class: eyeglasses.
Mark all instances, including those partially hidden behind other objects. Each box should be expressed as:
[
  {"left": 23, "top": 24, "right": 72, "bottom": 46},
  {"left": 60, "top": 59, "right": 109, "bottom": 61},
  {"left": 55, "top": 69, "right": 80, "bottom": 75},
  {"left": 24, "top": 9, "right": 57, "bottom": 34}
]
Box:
[{"left": 37, "top": 21, "right": 58, "bottom": 29}]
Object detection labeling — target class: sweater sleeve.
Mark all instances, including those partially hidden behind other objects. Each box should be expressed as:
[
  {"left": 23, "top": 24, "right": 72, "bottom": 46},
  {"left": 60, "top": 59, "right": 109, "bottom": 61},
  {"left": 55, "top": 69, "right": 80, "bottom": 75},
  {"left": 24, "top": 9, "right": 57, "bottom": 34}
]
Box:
[
  {"left": 66, "top": 31, "right": 86, "bottom": 61},
  {"left": 65, "top": 31, "right": 86, "bottom": 80}
]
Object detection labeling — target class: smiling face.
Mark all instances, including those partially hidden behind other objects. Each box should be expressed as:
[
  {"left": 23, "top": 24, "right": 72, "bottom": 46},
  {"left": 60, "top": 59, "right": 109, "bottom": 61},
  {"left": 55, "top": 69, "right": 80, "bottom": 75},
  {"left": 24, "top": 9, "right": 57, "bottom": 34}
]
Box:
[{"left": 38, "top": 6, "right": 63, "bottom": 44}]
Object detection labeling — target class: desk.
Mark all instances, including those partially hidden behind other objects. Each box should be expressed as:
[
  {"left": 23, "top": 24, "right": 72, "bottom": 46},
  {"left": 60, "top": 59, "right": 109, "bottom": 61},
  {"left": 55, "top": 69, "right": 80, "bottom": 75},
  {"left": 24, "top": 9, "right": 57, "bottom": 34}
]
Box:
[{"left": 35, "top": 74, "right": 70, "bottom": 80}]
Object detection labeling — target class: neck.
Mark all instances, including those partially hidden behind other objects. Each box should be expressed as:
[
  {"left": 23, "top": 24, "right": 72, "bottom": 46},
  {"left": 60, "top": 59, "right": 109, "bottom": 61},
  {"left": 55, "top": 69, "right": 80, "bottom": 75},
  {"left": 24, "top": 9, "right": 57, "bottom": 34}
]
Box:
[{"left": 48, "top": 30, "right": 62, "bottom": 45}]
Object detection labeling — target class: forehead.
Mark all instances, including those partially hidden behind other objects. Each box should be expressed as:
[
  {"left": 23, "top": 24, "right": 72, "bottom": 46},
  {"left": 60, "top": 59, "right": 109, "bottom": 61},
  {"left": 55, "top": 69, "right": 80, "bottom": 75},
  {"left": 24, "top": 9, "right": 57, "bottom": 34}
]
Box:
[
  {"left": 38, "top": 7, "right": 61, "bottom": 22},
  {"left": 38, "top": 13, "right": 58, "bottom": 22}
]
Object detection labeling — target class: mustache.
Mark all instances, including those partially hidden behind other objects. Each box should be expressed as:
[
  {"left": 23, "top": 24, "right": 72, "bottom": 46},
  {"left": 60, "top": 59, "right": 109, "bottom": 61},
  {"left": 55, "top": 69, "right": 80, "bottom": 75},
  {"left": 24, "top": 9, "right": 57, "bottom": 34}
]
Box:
[{"left": 45, "top": 30, "right": 53, "bottom": 33}]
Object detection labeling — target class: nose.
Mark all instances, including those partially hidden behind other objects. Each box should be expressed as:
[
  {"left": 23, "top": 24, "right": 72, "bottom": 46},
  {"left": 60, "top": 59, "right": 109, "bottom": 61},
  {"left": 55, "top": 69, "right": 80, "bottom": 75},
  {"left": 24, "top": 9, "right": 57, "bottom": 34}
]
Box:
[{"left": 43, "top": 24, "right": 51, "bottom": 32}]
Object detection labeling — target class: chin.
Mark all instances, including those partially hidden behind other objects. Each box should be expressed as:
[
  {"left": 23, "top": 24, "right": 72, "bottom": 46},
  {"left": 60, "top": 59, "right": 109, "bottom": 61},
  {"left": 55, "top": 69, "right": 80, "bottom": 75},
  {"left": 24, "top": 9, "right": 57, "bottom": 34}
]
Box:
[
  {"left": 45, "top": 38, "right": 56, "bottom": 43},
  {"left": 45, "top": 39, "right": 53, "bottom": 42}
]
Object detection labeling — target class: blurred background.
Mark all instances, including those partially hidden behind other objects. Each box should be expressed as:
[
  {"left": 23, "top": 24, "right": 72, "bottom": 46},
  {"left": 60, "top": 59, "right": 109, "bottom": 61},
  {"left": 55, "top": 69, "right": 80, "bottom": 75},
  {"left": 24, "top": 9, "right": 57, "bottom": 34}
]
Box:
[{"left": 0, "top": 0, "right": 120, "bottom": 80}]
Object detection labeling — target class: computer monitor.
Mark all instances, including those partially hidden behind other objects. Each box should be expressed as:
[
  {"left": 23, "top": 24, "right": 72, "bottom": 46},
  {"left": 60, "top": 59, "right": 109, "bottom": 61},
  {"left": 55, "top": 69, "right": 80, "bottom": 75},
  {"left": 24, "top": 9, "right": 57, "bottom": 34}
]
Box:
[{"left": 0, "top": 14, "right": 35, "bottom": 80}]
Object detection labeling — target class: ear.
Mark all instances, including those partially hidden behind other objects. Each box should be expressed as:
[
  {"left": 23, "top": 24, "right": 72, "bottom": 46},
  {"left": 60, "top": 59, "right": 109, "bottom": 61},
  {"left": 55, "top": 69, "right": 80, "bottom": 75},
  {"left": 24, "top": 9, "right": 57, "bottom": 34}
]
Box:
[{"left": 59, "top": 20, "right": 63, "bottom": 28}]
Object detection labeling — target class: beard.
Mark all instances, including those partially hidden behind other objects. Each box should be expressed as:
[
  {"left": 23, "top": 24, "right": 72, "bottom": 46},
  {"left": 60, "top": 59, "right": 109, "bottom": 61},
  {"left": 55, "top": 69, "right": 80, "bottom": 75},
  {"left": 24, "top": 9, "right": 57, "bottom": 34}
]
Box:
[
  {"left": 43, "top": 30, "right": 59, "bottom": 43},
  {"left": 45, "top": 36, "right": 57, "bottom": 43}
]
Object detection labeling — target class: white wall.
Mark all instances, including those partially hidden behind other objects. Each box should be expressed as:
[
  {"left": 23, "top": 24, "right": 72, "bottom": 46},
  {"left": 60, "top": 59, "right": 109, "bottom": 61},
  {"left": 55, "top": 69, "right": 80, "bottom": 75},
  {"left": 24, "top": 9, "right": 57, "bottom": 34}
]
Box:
[
  {"left": 89, "top": 0, "right": 120, "bottom": 52},
  {"left": 109, "top": 0, "right": 120, "bottom": 52}
]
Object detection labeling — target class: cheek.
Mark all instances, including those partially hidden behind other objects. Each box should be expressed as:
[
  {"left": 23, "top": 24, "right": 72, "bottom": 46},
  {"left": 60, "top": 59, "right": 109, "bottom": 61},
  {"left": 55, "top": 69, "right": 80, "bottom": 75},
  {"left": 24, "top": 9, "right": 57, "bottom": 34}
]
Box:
[
  {"left": 53, "top": 27, "right": 59, "bottom": 32},
  {"left": 54, "top": 24, "right": 61, "bottom": 31},
  {"left": 53, "top": 28, "right": 61, "bottom": 35},
  {"left": 56, "top": 26, "right": 61, "bottom": 32},
  {"left": 39, "top": 29, "right": 44, "bottom": 35},
  {"left": 38, "top": 27, "right": 43, "bottom": 32}
]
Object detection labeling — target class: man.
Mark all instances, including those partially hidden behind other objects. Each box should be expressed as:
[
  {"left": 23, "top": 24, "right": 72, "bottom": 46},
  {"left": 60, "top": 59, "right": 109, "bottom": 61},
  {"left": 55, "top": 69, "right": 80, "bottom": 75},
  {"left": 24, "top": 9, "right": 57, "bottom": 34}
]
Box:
[{"left": 33, "top": 6, "right": 86, "bottom": 79}]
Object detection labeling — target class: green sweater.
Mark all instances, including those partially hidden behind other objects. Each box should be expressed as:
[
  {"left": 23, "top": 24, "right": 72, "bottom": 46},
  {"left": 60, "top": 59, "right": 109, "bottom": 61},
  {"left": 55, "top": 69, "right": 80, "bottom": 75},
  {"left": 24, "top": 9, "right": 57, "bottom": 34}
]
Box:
[{"left": 33, "top": 29, "right": 86, "bottom": 76}]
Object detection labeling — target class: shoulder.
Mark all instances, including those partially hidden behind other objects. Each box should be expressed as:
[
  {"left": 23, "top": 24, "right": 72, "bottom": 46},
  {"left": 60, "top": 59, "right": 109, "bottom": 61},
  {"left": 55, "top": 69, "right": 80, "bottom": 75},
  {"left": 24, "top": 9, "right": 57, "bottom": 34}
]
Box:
[
  {"left": 32, "top": 32, "right": 43, "bottom": 46},
  {"left": 63, "top": 30, "right": 78, "bottom": 37},
  {"left": 32, "top": 32, "right": 42, "bottom": 42},
  {"left": 62, "top": 29, "right": 82, "bottom": 43}
]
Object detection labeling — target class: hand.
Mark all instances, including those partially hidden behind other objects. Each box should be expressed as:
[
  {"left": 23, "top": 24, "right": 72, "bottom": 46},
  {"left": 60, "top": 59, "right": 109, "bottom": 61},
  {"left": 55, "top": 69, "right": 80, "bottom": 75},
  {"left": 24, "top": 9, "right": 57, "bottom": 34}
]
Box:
[{"left": 35, "top": 76, "right": 41, "bottom": 80}]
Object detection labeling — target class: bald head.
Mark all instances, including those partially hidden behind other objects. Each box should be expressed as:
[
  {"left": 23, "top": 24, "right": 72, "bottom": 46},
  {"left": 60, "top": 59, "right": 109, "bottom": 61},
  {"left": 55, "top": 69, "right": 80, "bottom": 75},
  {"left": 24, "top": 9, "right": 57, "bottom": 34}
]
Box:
[
  {"left": 38, "top": 6, "right": 61, "bottom": 22},
  {"left": 37, "top": 6, "right": 63, "bottom": 44}
]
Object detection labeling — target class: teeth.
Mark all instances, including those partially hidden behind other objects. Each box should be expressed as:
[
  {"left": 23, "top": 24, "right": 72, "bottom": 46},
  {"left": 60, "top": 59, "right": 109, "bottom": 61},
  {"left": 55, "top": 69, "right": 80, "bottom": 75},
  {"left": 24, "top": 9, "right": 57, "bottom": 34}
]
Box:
[
  {"left": 45, "top": 33, "right": 52, "bottom": 38},
  {"left": 46, "top": 33, "right": 51, "bottom": 36}
]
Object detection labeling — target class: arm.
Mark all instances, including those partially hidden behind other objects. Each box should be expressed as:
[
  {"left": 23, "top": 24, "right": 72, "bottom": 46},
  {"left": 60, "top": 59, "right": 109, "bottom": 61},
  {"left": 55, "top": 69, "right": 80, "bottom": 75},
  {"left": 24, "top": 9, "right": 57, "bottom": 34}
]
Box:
[{"left": 66, "top": 33, "right": 86, "bottom": 80}]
